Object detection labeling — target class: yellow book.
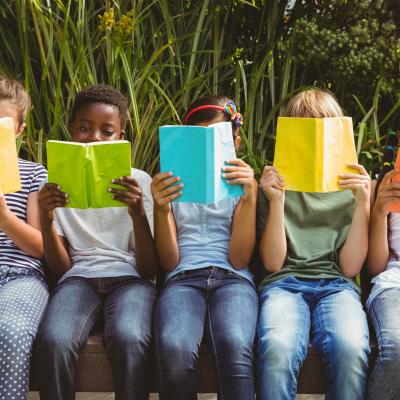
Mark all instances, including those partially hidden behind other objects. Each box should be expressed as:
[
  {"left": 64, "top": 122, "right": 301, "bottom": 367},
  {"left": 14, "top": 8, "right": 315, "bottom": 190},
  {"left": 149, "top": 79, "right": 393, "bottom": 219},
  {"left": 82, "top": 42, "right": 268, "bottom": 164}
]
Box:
[
  {"left": 273, "top": 117, "right": 358, "bottom": 192},
  {"left": 0, "top": 117, "right": 21, "bottom": 194}
]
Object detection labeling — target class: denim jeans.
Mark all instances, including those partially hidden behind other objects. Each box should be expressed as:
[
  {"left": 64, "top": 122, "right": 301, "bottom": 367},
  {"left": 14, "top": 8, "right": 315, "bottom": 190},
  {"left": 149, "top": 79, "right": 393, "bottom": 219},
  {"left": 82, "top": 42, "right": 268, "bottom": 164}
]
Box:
[
  {"left": 154, "top": 267, "right": 258, "bottom": 400},
  {"left": 36, "top": 275, "right": 156, "bottom": 400},
  {"left": 367, "top": 287, "right": 400, "bottom": 400},
  {"left": 257, "top": 276, "right": 370, "bottom": 400}
]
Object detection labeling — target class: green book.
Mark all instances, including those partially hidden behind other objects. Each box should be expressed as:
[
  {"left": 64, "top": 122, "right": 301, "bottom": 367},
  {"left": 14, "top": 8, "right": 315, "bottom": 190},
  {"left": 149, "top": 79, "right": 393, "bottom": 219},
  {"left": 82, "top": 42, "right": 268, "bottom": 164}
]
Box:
[{"left": 47, "top": 140, "right": 131, "bottom": 209}]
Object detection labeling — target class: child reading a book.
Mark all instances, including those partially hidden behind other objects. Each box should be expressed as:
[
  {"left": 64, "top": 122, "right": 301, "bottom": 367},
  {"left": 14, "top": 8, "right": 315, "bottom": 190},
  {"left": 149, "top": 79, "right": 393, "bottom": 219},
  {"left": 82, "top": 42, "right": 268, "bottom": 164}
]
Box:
[
  {"left": 256, "top": 88, "right": 371, "bottom": 400},
  {"left": 0, "top": 76, "right": 49, "bottom": 400},
  {"left": 366, "top": 128, "right": 400, "bottom": 400},
  {"left": 36, "top": 85, "right": 158, "bottom": 400},
  {"left": 152, "top": 95, "right": 258, "bottom": 400}
]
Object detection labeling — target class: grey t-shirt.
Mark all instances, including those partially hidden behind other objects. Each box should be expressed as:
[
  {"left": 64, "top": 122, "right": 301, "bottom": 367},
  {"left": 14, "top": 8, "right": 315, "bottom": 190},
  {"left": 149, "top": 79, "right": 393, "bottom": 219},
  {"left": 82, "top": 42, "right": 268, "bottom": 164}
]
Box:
[{"left": 52, "top": 168, "right": 153, "bottom": 283}]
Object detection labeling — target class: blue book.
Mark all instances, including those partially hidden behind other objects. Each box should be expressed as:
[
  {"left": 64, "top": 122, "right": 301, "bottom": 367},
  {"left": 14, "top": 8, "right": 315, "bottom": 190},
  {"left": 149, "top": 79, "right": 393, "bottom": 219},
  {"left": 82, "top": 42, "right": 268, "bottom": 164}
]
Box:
[{"left": 159, "top": 122, "right": 244, "bottom": 203}]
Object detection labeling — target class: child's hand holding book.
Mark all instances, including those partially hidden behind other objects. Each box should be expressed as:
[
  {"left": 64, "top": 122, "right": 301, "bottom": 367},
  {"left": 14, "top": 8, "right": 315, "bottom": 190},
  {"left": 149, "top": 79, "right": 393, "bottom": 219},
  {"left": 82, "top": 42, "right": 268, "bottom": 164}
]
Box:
[
  {"left": 108, "top": 176, "right": 146, "bottom": 218},
  {"left": 338, "top": 164, "right": 371, "bottom": 206},
  {"left": 222, "top": 158, "right": 256, "bottom": 202},
  {"left": 151, "top": 172, "right": 183, "bottom": 213},
  {"left": 373, "top": 169, "right": 400, "bottom": 216},
  {"left": 38, "top": 183, "right": 68, "bottom": 227},
  {"left": 259, "top": 166, "right": 285, "bottom": 203}
]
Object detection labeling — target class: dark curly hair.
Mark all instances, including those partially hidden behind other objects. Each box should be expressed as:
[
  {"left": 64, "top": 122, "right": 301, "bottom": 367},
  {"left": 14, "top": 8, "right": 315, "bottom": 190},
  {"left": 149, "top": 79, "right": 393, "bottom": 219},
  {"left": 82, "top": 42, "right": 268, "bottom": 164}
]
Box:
[{"left": 69, "top": 84, "right": 128, "bottom": 130}]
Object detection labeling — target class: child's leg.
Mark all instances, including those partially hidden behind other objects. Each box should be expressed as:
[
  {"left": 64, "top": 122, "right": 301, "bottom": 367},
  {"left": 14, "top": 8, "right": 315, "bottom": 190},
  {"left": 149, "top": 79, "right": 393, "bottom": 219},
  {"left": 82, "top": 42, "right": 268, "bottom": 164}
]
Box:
[
  {"left": 35, "top": 277, "right": 101, "bottom": 400},
  {"left": 0, "top": 268, "right": 48, "bottom": 400},
  {"left": 257, "top": 278, "right": 311, "bottom": 400},
  {"left": 103, "top": 277, "right": 157, "bottom": 400},
  {"left": 311, "top": 278, "right": 370, "bottom": 400},
  {"left": 367, "top": 288, "right": 400, "bottom": 400},
  {"left": 153, "top": 270, "right": 208, "bottom": 400},
  {"left": 204, "top": 270, "right": 258, "bottom": 400}
]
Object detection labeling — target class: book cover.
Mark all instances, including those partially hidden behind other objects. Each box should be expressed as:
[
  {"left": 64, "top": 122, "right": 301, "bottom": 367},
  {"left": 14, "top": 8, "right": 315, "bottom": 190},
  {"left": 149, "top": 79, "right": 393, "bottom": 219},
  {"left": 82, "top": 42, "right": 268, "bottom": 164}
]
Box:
[
  {"left": 159, "top": 122, "right": 243, "bottom": 203},
  {"left": 0, "top": 117, "right": 21, "bottom": 194},
  {"left": 273, "top": 117, "right": 358, "bottom": 192},
  {"left": 47, "top": 140, "right": 131, "bottom": 208}
]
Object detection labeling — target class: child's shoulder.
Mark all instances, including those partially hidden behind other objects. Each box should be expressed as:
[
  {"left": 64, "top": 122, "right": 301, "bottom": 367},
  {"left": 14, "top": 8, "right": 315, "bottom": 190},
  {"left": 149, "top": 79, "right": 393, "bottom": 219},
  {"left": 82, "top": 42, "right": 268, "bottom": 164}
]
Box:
[
  {"left": 18, "top": 158, "right": 48, "bottom": 185},
  {"left": 18, "top": 158, "right": 47, "bottom": 172},
  {"left": 130, "top": 168, "right": 152, "bottom": 187}
]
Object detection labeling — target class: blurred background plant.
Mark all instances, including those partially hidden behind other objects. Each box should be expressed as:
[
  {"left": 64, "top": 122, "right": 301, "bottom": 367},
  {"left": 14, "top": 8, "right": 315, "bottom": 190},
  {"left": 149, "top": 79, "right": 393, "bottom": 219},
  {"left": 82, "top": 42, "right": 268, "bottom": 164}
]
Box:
[{"left": 0, "top": 0, "right": 398, "bottom": 175}]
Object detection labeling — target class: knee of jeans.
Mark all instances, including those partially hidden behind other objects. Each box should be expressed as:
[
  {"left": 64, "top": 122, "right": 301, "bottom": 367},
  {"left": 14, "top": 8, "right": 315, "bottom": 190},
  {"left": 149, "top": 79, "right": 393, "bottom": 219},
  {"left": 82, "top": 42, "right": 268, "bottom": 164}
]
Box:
[
  {"left": 106, "top": 325, "right": 150, "bottom": 355},
  {"left": 329, "top": 333, "right": 369, "bottom": 367},
  {"left": 258, "top": 330, "right": 305, "bottom": 368},
  {"left": 156, "top": 332, "right": 198, "bottom": 369},
  {"left": 378, "top": 334, "right": 400, "bottom": 365},
  {"left": 36, "top": 325, "right": 77, "bottom": 356},
  {"left": 213, "top": 331, "right": 254, "bottom": 362}
]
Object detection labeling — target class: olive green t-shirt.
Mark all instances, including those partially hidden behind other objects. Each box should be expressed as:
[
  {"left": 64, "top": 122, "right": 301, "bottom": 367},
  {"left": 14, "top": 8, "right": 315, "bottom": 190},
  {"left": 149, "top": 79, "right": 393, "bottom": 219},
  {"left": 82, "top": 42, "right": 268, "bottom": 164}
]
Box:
[{"left": 257, "top": 188, "right": 360, "bottom": 293}]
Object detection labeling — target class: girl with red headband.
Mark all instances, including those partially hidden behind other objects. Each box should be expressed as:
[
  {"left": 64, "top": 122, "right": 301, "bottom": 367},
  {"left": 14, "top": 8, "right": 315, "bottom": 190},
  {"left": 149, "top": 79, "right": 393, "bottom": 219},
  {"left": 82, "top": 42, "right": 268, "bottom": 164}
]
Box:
[{"left": 151, "top": 95, "right": 258, "bottom": 400}]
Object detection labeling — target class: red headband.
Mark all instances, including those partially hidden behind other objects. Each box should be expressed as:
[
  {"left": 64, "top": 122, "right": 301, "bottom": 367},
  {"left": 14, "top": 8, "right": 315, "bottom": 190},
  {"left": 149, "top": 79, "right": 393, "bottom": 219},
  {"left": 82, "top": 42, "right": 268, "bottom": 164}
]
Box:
[{"left": 184, "top": 105, "right": 225, "bottom": 124}]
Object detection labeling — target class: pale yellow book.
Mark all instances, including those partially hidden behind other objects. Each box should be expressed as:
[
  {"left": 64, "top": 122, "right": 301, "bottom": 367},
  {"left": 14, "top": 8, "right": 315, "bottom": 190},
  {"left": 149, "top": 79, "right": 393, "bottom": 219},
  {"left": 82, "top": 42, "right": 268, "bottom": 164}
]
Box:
[
  {"left": 273, "top": 117, "right": 358, "bottom": 192},
  {"left": 0, "top": 117, "right": 21, "bottom": 194}
]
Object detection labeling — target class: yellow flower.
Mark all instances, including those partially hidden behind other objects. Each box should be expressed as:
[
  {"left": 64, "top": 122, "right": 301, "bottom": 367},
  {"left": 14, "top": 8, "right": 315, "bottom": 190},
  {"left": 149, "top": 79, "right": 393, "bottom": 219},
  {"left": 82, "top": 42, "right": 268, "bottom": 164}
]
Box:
[{"left": 98, "top": 8, "right": 115, "bottom": 32}]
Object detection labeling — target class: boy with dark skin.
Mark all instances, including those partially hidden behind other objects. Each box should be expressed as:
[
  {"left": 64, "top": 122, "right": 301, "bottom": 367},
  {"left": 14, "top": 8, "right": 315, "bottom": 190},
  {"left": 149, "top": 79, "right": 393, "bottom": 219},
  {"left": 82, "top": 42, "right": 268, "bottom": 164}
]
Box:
[{"left": 36, "top": 85, "right": 158, "bottom": 400}]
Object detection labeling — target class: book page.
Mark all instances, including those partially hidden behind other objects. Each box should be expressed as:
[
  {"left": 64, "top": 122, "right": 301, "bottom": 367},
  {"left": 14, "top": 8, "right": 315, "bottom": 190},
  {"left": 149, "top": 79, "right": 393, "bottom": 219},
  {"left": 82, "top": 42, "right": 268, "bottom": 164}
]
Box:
[
  {"left": 47, "top": 141, "right": 88, "bottom": 208},
  {"left": 86, "top": 141, "right": 131, "bottom": 208},
  {"left": 323, "top": 117, "right": 358, "bottom": 192},
  {"left": 212, "top": 122, "right": 243, "bottom": 202}
]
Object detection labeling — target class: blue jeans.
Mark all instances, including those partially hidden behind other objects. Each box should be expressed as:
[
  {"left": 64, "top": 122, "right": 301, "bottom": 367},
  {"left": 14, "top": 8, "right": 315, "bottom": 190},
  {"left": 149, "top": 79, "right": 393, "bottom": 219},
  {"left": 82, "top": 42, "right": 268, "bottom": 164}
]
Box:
[
  {"left": 36, "top": 275, "right": 156, "bottom": 400},
  {"left": 257, "top": 276, "right": 370, "bottom": 400},
  {"left": 154, "top": 267, "right": 258, "bottom": 400},
  {"left": 367, "top": 287, "right": 400, "bottom": 400}
]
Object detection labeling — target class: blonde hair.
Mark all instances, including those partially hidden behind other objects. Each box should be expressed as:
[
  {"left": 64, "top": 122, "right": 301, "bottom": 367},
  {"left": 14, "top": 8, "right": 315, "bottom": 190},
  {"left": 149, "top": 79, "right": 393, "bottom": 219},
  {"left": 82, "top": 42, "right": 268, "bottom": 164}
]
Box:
[
  {"left": 0, "top": 76, "right": 31, "bottom": 123},
  {"left": 283, "top": 88, "right": 343, "bottom": 118}
]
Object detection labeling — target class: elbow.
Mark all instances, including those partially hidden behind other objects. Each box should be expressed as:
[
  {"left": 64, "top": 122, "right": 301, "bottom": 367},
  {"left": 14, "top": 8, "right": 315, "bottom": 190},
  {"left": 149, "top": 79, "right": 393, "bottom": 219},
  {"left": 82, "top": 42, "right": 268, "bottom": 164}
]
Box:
[
  {"left": 260, "top": 252, "right": 285, "bottom": 273},
  {"left": 45, "top": 257, "right": 71, "bottom": 277},
  {"left": 339, "top": 255, "right": 366, "bottom": 279},
  {"left": 263, "top": 261, "right": 284, "bottom": 273},
  {"left": 229, "top": 248, "right": 253, "bottom": 270},
  {"left": 27, "top": 240, "right": 45, "bottom": 260},
  {"left": 340, "top": 261, "right": 363, "bottom": 279},
  {"left": 229, "top": 255, "right": 249, "bottom": 270},
  {"left": 341, "top": 269, "right": 358, "bottom": 279},
  {"left": 32, "top": 248, "right": 44, "bottom": 260},
  {"left": 365, "top": 255, "right": 388, "bottom": 277},
  {"left": 137, "top": 261, "right": 159, "bottom": 280},
  {"left": 161, "top": 256, "right": 180, "bottom": 273}
]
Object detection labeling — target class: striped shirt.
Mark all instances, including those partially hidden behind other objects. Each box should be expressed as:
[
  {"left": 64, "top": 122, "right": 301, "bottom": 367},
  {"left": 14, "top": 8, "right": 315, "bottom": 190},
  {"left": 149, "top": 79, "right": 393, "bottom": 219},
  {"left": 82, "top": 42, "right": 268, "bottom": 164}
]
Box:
[{"left": 0, "top": 159, "right": 47, "bottom": 274}]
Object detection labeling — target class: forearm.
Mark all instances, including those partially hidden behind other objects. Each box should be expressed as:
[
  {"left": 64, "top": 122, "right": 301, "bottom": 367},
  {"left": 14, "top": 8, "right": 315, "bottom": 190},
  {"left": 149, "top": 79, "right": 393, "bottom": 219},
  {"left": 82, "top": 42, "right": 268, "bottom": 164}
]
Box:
[
  {"left": 260, "top": 200, "right": 286, "bottom": 272},
  {"left": 229, "top": 196, "right": 257, "bottom": 269},
  {"left": 339, "top": 203, "right": 370, "bottom": 277},
  {"left": 132, "top": 214, "right": 159, "bottom": 279},
  {"left": 154, "top": 209, "right": 179, "bottom": 271},
  {"left": 367, "top": 208, "right": 390, "bottom": 276},
  {"left": 41, "top": 223, "right": 71, "bottom": 276},
  {"left": 0, "top": 211, "right": 43, "bottom": 259}
]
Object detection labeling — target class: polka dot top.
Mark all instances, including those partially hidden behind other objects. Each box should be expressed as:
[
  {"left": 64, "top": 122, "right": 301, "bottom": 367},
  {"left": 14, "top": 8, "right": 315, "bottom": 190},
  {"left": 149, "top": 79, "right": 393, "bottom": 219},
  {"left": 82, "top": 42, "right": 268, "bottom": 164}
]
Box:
[{"left": 0, "top": 159, "right": 47, "bottom": 275}]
